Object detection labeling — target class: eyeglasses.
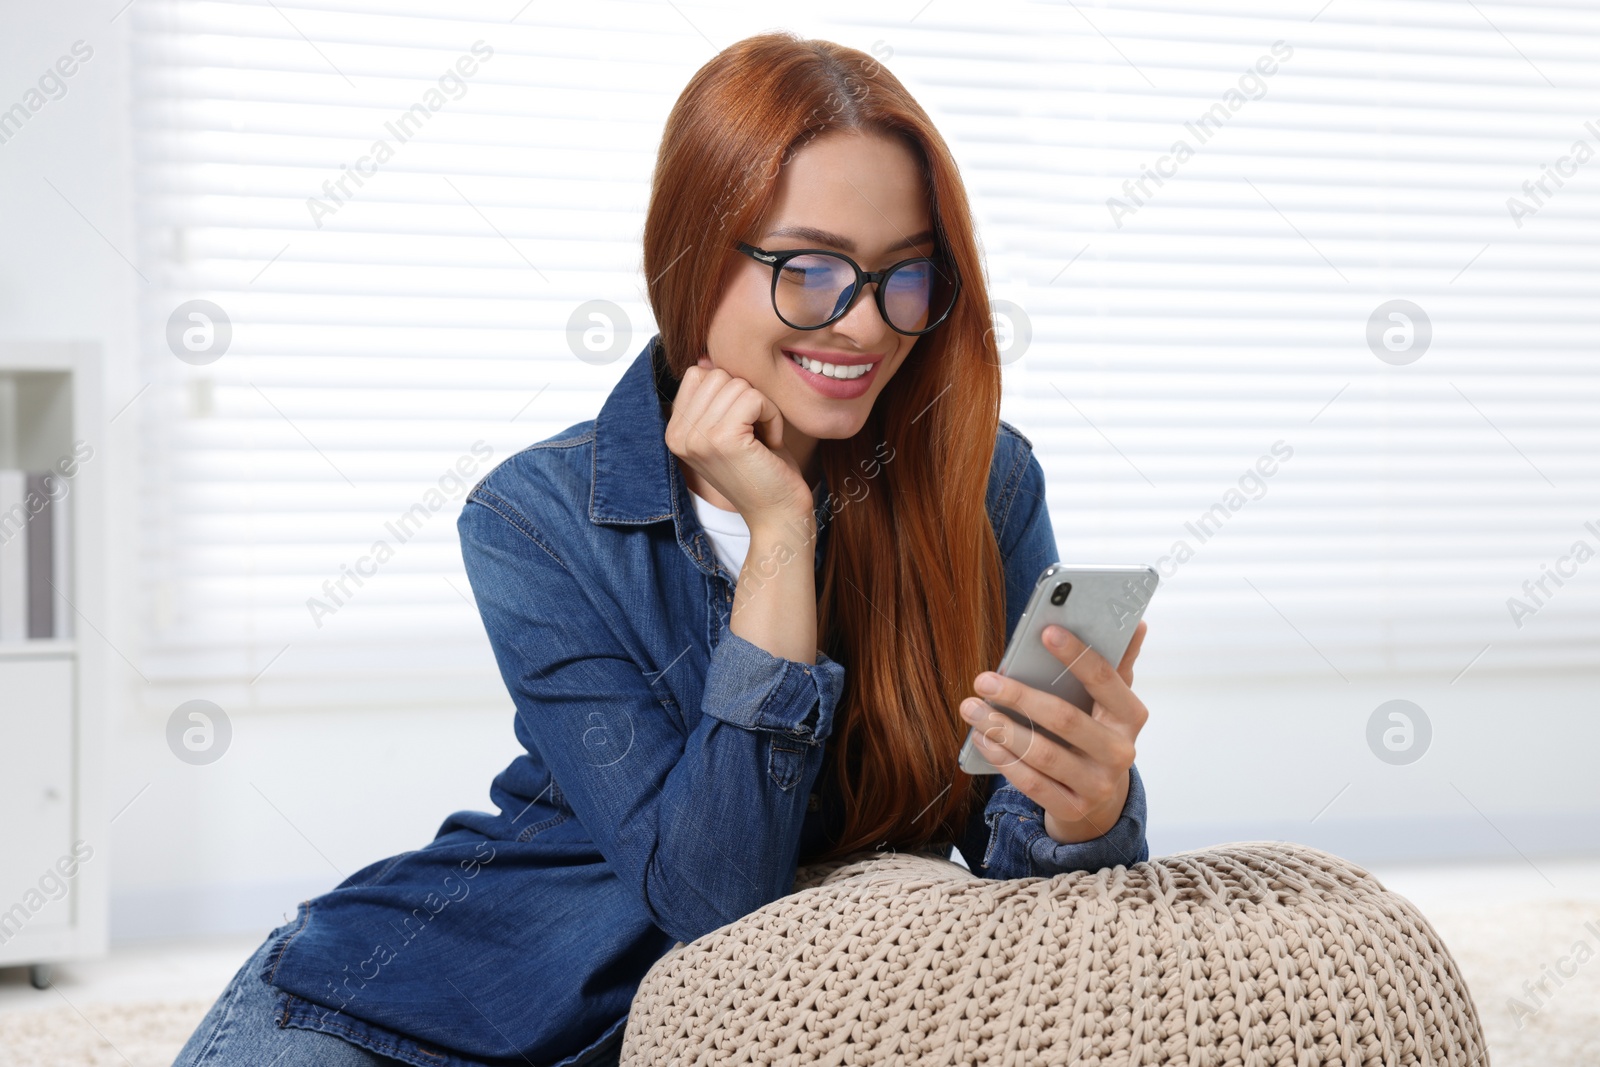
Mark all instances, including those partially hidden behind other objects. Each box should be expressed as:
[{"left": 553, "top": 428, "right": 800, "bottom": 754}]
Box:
[{"left": 735, "top": 241, "right": 961, "bottom": 336}]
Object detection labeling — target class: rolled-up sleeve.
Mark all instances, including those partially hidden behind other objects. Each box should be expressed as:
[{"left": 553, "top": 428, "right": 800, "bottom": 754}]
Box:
[
  {"left": 701, "top": 627, "right": 844, "bottom": 742},
  {"left": 981, "top": 764, "right": 1149, "bottom": 877},
  {"left": 959, "top": 440, "right": 1152, "bottom": 879}
]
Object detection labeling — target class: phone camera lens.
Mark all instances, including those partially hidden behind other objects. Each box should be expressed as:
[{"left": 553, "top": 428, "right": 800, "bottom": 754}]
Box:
[{"left": 1050, "top": 582, "right": 1071, "bottom": 606}]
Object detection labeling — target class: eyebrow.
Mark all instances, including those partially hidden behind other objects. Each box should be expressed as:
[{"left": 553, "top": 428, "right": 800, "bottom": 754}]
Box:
[{"left": 762, "top": 225, "right": 936, "bottom": 256}]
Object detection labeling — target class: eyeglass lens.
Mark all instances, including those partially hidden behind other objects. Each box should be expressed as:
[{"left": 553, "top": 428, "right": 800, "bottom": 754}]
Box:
[{"left": 775, "top": 253, "right": 954, "bottom": 333}]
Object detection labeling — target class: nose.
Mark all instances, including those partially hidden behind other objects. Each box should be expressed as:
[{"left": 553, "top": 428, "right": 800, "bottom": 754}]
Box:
[{"left": 833, "top": 278, "right": 896, "bottom": 338}]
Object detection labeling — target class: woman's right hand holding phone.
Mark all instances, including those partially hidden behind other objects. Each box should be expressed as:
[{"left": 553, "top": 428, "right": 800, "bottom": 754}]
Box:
[{"left": 961, "top": 619, "right": 1151, "bottom": 847}]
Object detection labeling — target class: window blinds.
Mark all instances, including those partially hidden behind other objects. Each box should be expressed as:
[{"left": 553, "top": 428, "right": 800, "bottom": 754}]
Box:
[{"left": 132, "top": 0, "right": 1598, "bottom": 716}]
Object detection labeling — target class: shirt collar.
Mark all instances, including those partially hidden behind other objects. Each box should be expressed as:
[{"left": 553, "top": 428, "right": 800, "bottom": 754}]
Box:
[{"left": 589, "top": 334, "right": 681, "bottom": 526}]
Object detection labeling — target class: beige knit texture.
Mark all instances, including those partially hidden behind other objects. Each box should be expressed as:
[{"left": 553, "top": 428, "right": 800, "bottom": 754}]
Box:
[{"left": 621, "top": 840, "right": 1490, "bottom": 1066}]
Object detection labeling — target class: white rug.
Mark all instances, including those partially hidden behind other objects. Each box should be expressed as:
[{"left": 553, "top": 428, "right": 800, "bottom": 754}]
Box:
[
  {"left": 1, "top": 996, "right": 215, "bottom": 1066},
  {"left": 1419, "top": 897, "right": 1600, "bottom": 1065}
]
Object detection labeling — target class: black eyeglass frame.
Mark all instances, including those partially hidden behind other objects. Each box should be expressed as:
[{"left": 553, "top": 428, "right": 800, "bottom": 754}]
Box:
[{"left": 735, "top": 241, "right": 962, "bottom": 336}]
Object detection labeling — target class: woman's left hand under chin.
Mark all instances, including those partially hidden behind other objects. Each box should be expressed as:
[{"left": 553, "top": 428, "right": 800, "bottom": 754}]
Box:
[{"left": 960, "top": 619, "right": 1149, "bottom": 846}]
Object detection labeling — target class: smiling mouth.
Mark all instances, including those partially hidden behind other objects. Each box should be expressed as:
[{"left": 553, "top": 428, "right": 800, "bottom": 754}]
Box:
[{"left": 783, "top": 351, "right": 879, "bottom": 380}]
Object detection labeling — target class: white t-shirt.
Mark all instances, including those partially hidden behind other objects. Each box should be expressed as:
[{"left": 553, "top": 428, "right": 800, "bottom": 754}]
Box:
[
  {"left": 689, "top": 488, "right": 753, "bottom": 579},
  {"left": 689, "top": 480, "right": 823, "bottom": 581}
]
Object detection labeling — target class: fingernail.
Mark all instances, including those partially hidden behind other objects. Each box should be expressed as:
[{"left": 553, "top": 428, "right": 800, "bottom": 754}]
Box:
[
  {"left": 974, "top": 672, "right": 1001, "bottom": 695},
  {"left": 960, "top": 698, "right": 982, "bottom": 721}
]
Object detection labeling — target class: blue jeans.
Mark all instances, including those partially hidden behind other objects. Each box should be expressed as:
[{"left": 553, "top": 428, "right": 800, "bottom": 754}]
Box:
[
  {"left": 171, "top": 921, "right": 409, "bottom": 1066},
  {"left": 171, "top": 920, "right": 626, "bottom": 1067}
]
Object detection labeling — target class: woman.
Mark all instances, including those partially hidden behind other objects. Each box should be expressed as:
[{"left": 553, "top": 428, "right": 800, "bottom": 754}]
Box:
[{"left": 171, "top": 30, "right": 1151, "bottom": 1067}]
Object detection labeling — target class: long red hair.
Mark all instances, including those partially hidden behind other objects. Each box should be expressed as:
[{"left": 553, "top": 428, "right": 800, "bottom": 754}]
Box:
[{"left": 642, "top": 31, "right": 1007, "bottom": 861}]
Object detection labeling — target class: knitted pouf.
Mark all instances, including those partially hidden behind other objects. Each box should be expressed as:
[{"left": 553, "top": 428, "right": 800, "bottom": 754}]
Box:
[{"left": 621, "top": 841, "right": 1489, "bottom": 1066}]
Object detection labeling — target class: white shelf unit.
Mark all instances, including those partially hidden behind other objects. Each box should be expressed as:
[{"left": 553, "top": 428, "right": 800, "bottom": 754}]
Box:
[{"left": 0, "top": 341, "right": 107, "bottom": 989}]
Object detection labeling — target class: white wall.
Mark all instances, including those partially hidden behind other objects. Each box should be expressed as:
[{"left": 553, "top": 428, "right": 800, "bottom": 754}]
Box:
[{"left": 1, "top": 1, "right": 1595, "bottom": 944}]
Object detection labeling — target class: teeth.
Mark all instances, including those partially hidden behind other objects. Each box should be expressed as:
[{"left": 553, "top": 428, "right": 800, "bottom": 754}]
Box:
[{"left": 787, "top": 352, "right": 874, "bottom": 380}]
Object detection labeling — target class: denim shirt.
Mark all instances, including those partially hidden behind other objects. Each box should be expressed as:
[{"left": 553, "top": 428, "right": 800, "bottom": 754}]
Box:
[{"left": 262, "top": 335, "right": 1149, "bottom": 1067}]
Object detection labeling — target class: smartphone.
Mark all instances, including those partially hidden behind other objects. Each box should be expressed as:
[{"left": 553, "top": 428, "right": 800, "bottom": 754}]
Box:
[{"left": 958, "top": 562, "right": 1159, "bottom": 776}]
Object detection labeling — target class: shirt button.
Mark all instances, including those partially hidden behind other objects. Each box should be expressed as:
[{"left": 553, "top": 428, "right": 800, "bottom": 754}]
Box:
[{"left": 808, "top": 792, "right": 820, "bottom": 811}]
